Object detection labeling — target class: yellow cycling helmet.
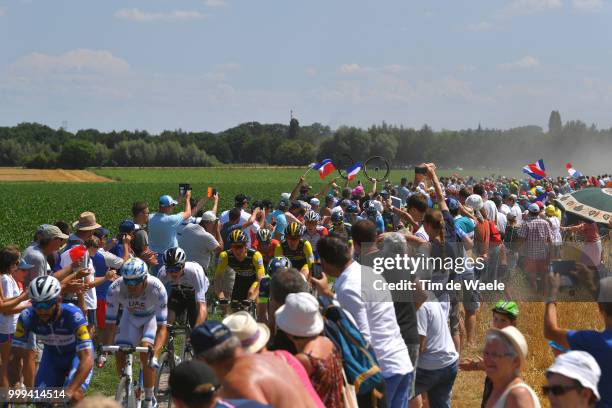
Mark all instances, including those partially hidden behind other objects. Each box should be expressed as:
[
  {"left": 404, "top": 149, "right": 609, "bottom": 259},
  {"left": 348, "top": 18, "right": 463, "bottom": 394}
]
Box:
[
  {"left": 285, "top": 222, "right": 305, "bottom": 237},
  {"left": 229, "top": 229, "right": 248, "bottom": 244}
]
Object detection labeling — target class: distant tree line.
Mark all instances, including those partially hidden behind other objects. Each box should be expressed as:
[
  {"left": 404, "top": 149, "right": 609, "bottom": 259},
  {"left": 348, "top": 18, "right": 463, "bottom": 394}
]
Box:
[{"left": 0, "top": 112, "right": 610, "bottom": 170}]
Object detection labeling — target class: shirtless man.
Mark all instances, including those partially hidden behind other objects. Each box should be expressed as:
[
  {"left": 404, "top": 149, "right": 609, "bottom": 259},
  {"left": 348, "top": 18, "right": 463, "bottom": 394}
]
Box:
[{"left": 190, "top": 321, "right": 318, "bottom": 408}]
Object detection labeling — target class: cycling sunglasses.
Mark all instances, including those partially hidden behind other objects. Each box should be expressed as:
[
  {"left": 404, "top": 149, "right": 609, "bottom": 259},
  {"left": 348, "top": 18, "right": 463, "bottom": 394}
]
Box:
[
  {"left": 166, "top": 266, "right": 182, "bottom": 274},
  {"left": 124, "top": 277, "right": 145, "bottom": 286},
  {"left": 33, "top": 300, "right": 56, "bottom": 310},
  {"left": 542, "top": 384, "right": 582, "bottom": 396}
]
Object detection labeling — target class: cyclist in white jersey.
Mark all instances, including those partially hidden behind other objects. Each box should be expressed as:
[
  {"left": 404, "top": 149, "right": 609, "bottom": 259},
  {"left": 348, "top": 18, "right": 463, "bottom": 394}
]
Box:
[
  {"left": 101, "top": 258, "right": 168, "bottom": 408},
  {"left": 158, "top": 247, "right": 209, "bottom": 327},
  {"left": 303, "top": 211, "right": 328, "bottom": 261}
]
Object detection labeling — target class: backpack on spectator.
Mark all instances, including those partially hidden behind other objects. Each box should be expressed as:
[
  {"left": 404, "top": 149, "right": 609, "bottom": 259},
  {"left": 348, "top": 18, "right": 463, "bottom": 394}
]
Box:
[{"left": 318, "top": 296, "right": 384, "bottom": 399}]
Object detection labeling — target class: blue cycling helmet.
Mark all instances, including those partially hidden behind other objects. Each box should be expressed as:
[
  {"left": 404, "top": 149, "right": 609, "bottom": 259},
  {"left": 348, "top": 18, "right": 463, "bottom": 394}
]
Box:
[
  {"left": 120, "top": 257, "right": 148, "bottom": 280},
  {"left": 331, "top": 211, "right": 344, "bottom": 223},
  {"left": 267, "top": 256, "right": 292, "bottom": 276}
]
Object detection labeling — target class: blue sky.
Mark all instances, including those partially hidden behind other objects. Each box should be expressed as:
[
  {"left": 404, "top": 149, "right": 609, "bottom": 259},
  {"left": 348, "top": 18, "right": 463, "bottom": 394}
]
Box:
[{"left": 1, "top": 0, "right": 611, "bottom": 133}]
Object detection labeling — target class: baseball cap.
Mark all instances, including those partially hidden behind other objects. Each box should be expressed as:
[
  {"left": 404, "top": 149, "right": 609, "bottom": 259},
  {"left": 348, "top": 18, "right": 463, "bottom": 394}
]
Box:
[
  {"left": 190, "top": 321, "right": 234, "bottom": 356},
  {"left": 169, "top": 360, "right": 220, "bottom": 403},
  {"left": 310, "top": 197, "right": 320, "bottom": 206},
  {"left": 546, "top": 351, "right": 601, "bottom": 401},
  {"left": 159, "top": 195, "right": 178, "bottom": 207},
  {"left": 18, "top": 259, "right": 34, "bottom": 270},
  {"left": 465, "top": 194, "right": 484, "bottom": 212},
  {"left": 380, "top": 190, "right": 390, "bottom": 198},
  {"left": 119, "top": 220, "right": 136, "bottom": 233},
  {"left": 445, "top": 197, "right": 460, "bottom": 211},
  {"left": 201, "top": 211, "right": 218, "bottom": 222},
  {"left": 40, "top": 225, "right": 69, "bottom": 241},
  {"left": 94, "top": 227, "right": 110, "bottom": 239},
  {"left": 528, "top": 203, "right": 540, "bottom": 214}
]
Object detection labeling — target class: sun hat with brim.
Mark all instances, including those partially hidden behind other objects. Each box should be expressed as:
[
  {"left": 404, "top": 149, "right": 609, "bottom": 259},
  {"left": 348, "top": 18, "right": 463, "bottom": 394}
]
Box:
[
  {"left": 275, "top": 292, "right": 324, "bottom": 338},
  {"left": 546, "top": 350, "right": 601, "bottom": 401},
  {"left": 222, "top": 311, "right": 270, "bottom": 354},
  {"left": 487, "top": 326, "right": 528, "bottom": 368},
  {"left": 73, "top": 211, "right": 101, "bottom": 231}
]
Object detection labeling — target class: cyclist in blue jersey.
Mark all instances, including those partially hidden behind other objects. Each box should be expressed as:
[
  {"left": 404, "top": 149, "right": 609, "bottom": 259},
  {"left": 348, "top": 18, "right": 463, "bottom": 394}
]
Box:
[{"left": 12, "top": 276, "right": 94, "bottom": 404}]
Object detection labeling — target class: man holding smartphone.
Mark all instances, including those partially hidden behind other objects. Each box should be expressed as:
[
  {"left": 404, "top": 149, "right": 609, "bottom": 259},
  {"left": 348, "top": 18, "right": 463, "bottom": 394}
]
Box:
[{"left": 148, "top": 192, "right": 192, "bottom": 274}]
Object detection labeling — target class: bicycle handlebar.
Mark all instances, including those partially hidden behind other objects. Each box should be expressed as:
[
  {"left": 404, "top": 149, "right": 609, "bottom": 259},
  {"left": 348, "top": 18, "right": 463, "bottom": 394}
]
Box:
[{"left": 102, "top": 345, "right": 150, "bottom": 354}]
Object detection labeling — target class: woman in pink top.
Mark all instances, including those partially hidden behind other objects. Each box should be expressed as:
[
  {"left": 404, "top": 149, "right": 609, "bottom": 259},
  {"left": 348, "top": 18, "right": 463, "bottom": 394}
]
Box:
[{"left": 562, "top": 221, "right": 601, "bottom": 268}]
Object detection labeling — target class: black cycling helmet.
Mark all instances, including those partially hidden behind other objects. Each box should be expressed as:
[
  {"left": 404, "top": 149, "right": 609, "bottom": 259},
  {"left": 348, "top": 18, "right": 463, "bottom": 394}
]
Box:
[
  {"left": 257, "top": 228, "right": 272, "bottom": 243},
  {"left": 163, "top": 247, "right": 187, "bottom": 268},
  {"left": 285, "top": 222, "right": 305, "bottom": 237},
  {"left": 229, "top": 229, "right": 248, "bottom": 244},
  {"left": 267, "top": 256, "right": 292, "bottom": 276}
]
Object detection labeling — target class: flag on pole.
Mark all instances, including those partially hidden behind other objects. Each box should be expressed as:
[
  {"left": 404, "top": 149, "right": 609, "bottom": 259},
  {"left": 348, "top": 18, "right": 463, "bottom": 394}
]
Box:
[
  {"left": 522, "top": 159, "right": 546, "bottom": 180},
  {"left": 565, "top": 163, "right": 582, "bottom": 178},
  {"left": 312, "top": 159, "right": 336, "bottom": 179},
  {"left": 346, "top": 162, "right": 362, "bottom": 181}
]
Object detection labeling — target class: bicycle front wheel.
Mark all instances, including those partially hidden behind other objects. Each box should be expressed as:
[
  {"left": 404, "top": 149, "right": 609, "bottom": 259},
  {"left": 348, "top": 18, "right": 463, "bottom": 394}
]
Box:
[
  {"left": 115, "top": 376, "right": 136, "bottom": 408},
  {"left": 154, "top": 352, "right": 174, "bottom": 408}
]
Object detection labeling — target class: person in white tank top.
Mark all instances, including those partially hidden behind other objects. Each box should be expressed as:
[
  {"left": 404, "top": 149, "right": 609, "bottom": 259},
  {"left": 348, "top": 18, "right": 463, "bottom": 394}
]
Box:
[{"left": 483, "top": 327, "right": 541, "bottom": 408}]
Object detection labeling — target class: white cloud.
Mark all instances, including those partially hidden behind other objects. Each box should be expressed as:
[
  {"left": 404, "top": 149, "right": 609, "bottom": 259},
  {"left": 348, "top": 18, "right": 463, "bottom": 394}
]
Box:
[
  {"left": 572, "top": 0, "right": 604, "bottom": 11},
  {"left": 204, "top": 0, "right": 228, "bottom": 7},
  {"left": 10, "top": 49, "right": 130, "bottom": 75},
  {"left": 114, "top": 8, "right": 206, "bottom": 22},
  {"left": 498, "top": 0, "right": 562, "bottom": 18},
  {"left": 338, "top": 63, "right": 410, "bottom": 75},
  {"left": 500, "top": 56, "right": 541, "bottom": 70},
  {"left": 305, "top": 67, "right": 318, "bottom": 77},
  {"left": 339, "top": 64, "right": 361, "bottom": 74},
  {"left": 467, "top": 21, "right": 492, "bottom": 32}
]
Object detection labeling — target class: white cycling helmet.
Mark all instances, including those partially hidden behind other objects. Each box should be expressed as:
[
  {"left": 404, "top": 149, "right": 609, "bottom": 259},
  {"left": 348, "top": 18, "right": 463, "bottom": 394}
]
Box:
[
  {"left": 29, "top": 276, "right": 61, "bottom": 303},
  {"left": 120, "top": 257, "right": 148, "bottom": 280}
]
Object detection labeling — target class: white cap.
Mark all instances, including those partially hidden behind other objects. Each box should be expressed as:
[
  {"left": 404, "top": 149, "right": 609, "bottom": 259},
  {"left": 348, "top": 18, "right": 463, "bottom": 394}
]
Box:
[
  {"left": 465, "top": 194, "right": 484, "bottom": 212},
  {"left": 275, "top": 292, "right": 324, "bottom": 337},
  {"left": 370, "top": 200, "right": 383, "bottom": 213},
  {"left": 310, "top": 197, "right": 320, "bottom": 206},
  {"left": 201, "top": 211, "right": 217, "bottom": 222},
  {"left": 280, "top": 192, "right": 291, "bottom": 201},
  {"left": 546, "top": 350, "right": 601, "bottom": 401}
]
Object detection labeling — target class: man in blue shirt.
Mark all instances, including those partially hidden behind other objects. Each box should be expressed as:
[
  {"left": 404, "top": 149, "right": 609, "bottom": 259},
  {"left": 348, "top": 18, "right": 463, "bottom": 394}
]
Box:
[
  {"left": 545, "top": 276, "right": 612, "bottom": 407},
  {"left": 148, "top": 192, "right": 192, "bottom": 271},
  {"left": 271, "top": 200, "right": 288, "bottom": 242}
]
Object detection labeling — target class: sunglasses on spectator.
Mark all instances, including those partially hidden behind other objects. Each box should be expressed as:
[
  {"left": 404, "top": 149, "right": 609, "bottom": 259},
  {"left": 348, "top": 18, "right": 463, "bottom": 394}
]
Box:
[
  {"left": 33, "top": 300, "right": 56, "bottom": 310},
  {"left": 542, "top": 385, "right": 582, "bottom": 396},
  {"left": 124, "top": 277, "right": 145, "bottom": 286}
]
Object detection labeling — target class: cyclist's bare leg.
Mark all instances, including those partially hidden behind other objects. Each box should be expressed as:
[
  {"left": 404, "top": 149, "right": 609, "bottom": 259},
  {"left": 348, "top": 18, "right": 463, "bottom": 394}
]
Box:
[{"left": 139, "top": 341, "right": 154, "bottom": 389}]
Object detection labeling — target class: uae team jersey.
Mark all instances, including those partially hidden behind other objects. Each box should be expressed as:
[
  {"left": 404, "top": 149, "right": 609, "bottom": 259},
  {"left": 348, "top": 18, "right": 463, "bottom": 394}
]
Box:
[
  {"left": 158, "top": 261, "right": 209, "bottom": 303},
  {"left": 13, "top": 303, "right": 93, "bottom": 355},
  {"left": 105, "top": 275, "right": 168, "bottom": 326}
]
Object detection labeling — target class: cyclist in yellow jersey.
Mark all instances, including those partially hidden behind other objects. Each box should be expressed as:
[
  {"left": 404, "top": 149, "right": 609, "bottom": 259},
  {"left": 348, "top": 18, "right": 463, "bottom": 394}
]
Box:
[
  {"left": 215, "top": 229, "right": 265, "bottom": 303},
  {"left": 274, "top": 222, "right": 315, "bottom": 277}
]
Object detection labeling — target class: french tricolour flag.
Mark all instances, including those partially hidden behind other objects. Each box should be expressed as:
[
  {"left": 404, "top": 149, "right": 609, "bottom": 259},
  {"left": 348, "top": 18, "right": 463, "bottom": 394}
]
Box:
[
  {"left": 566, "top": 163, "right": 582, "bottom": 178},
  {"left": 347, "top": 162, "right": 362, "bottom": 181},
  {"left": 313, "top": 159, "right": 336, "bottom": 179},
  {"left": 522, "top": 159, "right": 546, "bottom": 180}
]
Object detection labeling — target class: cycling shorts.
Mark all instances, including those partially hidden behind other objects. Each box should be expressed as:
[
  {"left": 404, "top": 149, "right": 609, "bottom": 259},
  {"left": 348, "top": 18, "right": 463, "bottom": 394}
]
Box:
[
  {"left": 115, "top": 313, "right": 157, "bottom": 347},
  {"left": 36, "top": 352, "right": 93, "bottom": 392},
  {"left": 168, "top": 290, "right": 198, "bottom": 328}
]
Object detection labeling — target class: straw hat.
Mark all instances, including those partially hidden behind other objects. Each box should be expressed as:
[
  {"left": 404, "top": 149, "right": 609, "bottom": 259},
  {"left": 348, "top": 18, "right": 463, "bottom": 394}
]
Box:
[
  {"left": 487, "top": 326, "right": 528, "bottom": 368},
  {"left": 73, "top": 211, "right": 101, "bottom": 231},
  {"left": 222, "top": 311, "right": 270, "bottom": 354}
]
